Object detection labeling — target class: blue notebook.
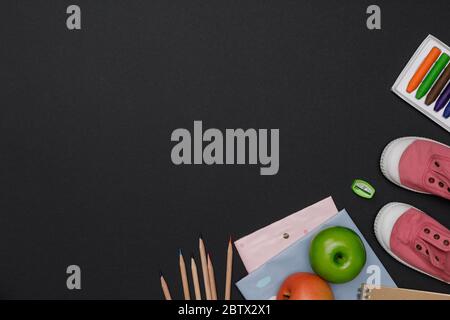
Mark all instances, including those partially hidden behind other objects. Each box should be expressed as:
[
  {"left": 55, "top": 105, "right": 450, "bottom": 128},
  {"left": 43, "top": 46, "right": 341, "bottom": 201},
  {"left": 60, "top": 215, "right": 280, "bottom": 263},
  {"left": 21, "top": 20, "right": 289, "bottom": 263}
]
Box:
[{"left": 236, "top": 209, "right": 397, "bottom": 300}]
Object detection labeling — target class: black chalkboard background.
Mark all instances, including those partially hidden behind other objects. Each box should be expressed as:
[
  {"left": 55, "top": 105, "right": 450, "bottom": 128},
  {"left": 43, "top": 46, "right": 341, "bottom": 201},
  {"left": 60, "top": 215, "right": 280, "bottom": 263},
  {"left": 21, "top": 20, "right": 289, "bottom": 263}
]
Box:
[{"left": 0, "top": 0, "right": 449, "bottom": 299}]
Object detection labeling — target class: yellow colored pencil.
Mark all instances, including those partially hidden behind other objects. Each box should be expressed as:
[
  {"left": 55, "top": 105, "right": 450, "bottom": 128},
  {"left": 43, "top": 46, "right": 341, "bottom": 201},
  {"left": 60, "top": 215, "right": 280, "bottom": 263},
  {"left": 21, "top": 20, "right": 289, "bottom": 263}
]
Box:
[
  {"left": 179, "top": 249, "right": 191, "bottom": 300},
  {"left": 207, "top": 254, "right": 218, "bottom": 300},
  {"left": 160, "top": 273, "right": 172, "bottom": 300},
  {"left": 191, "top": 256, "right": 202, "bottom": 300},
  {"left": 199, "top": 235, "right": 212, "bottom": 300},
  {"left": 225, "top": 237, "right": 233, "bottom": 300}
]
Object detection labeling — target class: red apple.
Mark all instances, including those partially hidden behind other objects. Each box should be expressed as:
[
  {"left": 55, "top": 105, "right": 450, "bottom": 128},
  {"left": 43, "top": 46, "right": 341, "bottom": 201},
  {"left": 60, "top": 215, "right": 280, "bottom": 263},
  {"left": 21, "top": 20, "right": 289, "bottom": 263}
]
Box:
[{"left": 277, "top": 272, "right": 334, "bottom": 300}]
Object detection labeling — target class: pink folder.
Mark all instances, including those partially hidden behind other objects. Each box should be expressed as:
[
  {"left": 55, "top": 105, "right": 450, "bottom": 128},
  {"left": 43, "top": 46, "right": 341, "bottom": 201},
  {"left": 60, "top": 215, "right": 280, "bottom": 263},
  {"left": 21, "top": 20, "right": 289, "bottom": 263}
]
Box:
[{"left": 234, "top": 197, "right": 338, "bottom": 273}]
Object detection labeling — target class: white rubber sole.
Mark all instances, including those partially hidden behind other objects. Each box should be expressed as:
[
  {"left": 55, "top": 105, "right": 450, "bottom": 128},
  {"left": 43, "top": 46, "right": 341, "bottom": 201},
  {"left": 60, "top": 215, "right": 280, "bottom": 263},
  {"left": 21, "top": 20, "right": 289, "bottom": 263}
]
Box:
[
  {"left": 379, "top": 136, "right": 447, "bottom": 194},
  {"left": 374, "top": 202, "right": 449, "bottom": 284}
]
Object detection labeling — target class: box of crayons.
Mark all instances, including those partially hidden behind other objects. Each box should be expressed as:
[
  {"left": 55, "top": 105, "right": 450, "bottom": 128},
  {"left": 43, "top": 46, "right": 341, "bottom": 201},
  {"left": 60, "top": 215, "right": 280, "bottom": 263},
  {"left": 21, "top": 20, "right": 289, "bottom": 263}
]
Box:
[{"left": 392, "top": 35, "right": 450, "bottom": 132}]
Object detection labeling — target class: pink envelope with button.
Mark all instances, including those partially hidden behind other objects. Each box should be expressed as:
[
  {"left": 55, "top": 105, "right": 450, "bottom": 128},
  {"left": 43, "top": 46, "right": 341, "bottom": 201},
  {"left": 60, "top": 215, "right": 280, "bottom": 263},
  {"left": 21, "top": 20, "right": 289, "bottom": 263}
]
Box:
[{"left": 234, "top": 197, "right": 339, "bottom": 273}]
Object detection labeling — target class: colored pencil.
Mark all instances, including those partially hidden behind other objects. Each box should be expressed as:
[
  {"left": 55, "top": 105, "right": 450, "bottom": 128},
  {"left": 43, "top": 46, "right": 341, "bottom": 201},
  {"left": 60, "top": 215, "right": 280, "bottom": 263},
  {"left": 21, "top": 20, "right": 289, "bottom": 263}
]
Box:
[
  {"left": 160, "top": 273, "right": 172, "bottom": 300},
  {"left": 190, "top": 256, "right": 202, "bottom": 300},
  {"left": 179, "top": 249, "right": 191, "bottom": 300},
  {"left": 225, "top": 237, "right": 233, "bottom": 300},
  {"left": 407, "top": 47, "right": 441, "bottom": 93},
  {"left": 199, "top": 235, "right": 212, "bottom": 300},
  {"left": 207, "top": 254, "right": 218, "bottom": 300}
]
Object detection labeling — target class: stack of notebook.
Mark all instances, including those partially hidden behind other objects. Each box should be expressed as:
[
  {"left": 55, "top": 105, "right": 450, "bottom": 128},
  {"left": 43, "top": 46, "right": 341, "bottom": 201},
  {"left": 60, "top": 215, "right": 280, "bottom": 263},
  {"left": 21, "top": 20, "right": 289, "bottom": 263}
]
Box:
[{"left": 234, "top": 197, "right": 397, "bottom": 300}]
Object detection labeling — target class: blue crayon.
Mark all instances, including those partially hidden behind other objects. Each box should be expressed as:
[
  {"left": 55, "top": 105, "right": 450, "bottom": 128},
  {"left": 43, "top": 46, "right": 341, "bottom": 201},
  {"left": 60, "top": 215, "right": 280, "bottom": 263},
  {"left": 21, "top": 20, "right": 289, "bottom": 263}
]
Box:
[
  {"left": 434, "top": 82, "right": 450, "bottom": 112},
  {"left": 443, "top": 101, "right": 450, "bottom": 118}
]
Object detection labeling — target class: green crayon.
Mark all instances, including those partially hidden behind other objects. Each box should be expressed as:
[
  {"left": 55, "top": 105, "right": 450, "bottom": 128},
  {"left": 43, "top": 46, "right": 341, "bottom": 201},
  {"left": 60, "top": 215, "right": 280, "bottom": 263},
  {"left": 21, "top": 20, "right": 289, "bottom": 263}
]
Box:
[{"left": 416, "top": 53, "right": 450, "bottom": 99}]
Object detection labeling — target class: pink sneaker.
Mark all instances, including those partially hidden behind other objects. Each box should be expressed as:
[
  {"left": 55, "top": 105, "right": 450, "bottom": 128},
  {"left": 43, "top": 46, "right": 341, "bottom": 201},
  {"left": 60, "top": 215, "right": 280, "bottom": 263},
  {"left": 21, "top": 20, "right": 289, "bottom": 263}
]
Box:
[
  {"left": 380, "top": 137, "right": 450, "bottom": 200},
  {"left": 375, "top": 202, "right": 450, "bottom": 283}
]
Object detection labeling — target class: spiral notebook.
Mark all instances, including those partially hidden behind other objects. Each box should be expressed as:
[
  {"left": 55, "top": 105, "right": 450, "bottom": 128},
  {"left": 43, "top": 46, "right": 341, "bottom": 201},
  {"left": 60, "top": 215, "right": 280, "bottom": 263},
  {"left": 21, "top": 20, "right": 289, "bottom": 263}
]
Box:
[{"left": 359, "top": 284, "right": 450, "bottom": 300}]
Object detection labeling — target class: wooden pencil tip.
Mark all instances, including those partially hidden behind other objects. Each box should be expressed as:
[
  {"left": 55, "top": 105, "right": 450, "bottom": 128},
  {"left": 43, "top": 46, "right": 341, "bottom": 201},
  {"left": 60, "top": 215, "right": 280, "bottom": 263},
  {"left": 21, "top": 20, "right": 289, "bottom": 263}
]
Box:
[
  {"left": 229, "top": 235, "right": 232, "bottom": 243},
  {"left": 199, "top": 233, "right": 204, "bottom": 240},
  {"left": 178, "top": 248, "right": 183, "bottom": 256}
]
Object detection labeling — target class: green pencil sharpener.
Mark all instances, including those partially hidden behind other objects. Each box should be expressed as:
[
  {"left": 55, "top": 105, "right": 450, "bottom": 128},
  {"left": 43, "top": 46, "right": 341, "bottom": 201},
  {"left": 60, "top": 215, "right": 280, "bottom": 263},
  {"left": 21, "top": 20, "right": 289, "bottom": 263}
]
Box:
[{"left": 351, "top": 179, "right": 375, "bottom": 199}]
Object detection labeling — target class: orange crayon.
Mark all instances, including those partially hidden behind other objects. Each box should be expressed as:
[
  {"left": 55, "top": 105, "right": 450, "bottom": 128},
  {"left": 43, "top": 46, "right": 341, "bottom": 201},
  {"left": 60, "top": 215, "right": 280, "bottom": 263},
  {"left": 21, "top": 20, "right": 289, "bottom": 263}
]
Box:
[{"left": 407, "top": 47, "right": 441, "bottom": 93}]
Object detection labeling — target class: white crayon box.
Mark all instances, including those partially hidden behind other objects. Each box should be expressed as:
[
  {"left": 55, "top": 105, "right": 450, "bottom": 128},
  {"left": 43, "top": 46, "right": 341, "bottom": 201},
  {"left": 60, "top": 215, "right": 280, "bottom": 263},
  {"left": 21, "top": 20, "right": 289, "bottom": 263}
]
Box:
[{"left": 392, "top": 35, "right": 450, "bottom": 133}]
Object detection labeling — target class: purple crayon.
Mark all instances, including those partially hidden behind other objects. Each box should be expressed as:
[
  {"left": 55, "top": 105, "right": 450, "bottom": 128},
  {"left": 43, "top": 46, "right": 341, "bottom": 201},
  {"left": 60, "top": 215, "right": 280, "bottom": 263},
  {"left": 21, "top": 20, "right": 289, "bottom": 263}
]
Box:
[{"left": 434, "top": 82, "right": 450, "bottom": 112}]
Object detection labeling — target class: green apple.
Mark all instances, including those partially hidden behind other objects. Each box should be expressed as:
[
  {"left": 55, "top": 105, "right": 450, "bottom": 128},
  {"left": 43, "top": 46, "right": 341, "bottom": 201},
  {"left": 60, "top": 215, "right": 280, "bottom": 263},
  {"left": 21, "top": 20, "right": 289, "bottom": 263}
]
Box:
[{"left": 309, "top": 226, "right": 366, "bottom": 283}]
